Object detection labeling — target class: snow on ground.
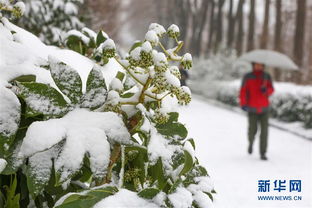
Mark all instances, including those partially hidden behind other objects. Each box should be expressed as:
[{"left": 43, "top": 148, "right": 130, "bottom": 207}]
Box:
[{"left": 180, "top": 97, "right": 312, "bottom": 208}]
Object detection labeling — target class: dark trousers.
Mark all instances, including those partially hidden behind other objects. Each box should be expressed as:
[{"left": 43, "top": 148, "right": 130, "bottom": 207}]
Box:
[{"left": 248, "top": 112, "right": 269, "bottom": 155}]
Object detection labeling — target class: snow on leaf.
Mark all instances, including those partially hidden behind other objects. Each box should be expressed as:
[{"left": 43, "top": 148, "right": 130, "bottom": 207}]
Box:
[
  {"left": 26, "top": 140, "right": 64, "bottom": 197},
  {"left": 17, "top": 82, "right": 68, "bottom": 118},
  {"left": 0, "top": 88, "right": 20, "bottom": 156},
  {"left": 49, "top": 56, "right": 83, "bottom": 104},
  {"left": 168, "top": 187, "right": 193, "bottom": 208},
  {"left": 81, "top": 66, "right": 107, "bottom": 110},
  {"left": 19, "top": 109, "right": 130, "bottom": 185},
  {"left": 93, "top": 189, "right": 159, "bottom": 208},
  {"left": 55, "top": 186, "right": 119, "bottom": 208},
  {"left": 0, "top": 158, "right": 7, "bottom": 173}
]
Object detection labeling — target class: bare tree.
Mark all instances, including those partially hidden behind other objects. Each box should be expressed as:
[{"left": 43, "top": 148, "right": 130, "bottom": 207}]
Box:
[
  {"left": 293, "top": 0, "right": 307, "bottom": 67},
  {"left": 260, "top": 0, "right": 270, "bottom": 49},
  {"left": 214, "top": 0, "right": 226, "bottom": 52},
  {"left": 84, "top": 0, "right": 122, "bottom": 40},
  {"left": 191, "top": 0, "right": 210, "bottom": 56},
  {"left": 274, "top": 0, "right": 282, "bottom": 52},
  {"left": 227, "top": 0, "right": 235, "bottom": 49},
  {"left": 246, "top": 0, "right": 256, "bottom": 51},
  {"left": 235, "top": 0, "right": 245, "bottom": 55},
  {"left": 207, "top": 0, "right": 216, "bottom": 54}
]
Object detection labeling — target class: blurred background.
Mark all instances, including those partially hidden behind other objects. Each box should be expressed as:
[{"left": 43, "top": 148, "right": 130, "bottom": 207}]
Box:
[{"left": 16, "top": 0, "right": 312, "bottom": 84}]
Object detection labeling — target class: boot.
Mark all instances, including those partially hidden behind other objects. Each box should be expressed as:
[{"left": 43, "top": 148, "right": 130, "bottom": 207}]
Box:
[
  {"left": 260, "top": 154, "right": 268, "bottom": 160},
  {"left": 248, "top": 143, "right": 253, "bottom": 154}
]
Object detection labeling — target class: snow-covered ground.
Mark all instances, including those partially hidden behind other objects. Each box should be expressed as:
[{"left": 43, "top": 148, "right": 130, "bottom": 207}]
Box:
[{"left": 180, "top": 97, "right": 312, "bottom": 208}]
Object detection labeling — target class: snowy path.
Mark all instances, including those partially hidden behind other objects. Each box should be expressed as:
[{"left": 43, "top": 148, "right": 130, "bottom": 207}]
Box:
[{"left": 179, "top": 97, "right": 312, "bottom": 208}]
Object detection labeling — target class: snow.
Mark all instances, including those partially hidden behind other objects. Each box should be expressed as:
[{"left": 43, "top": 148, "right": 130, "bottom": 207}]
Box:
[
  {"left": 168, "top": 24, "right": 180, "bottom": 33},
  {"left": 179, "top": 97, "right": 312, "bottom": 208},
  {"left": 64, "top": 2, "right": 78, "bottom": 15},
  {"left": 168, "top": 187, "right": 193, "bottom": 208},
  {"left": 145, "top": 30, "right": 159, "bottom": 45},
  {"left": 81, "top": 27, "right": 96, "bottom": 39},
  {"left": 66, "top": 30, "right": 90, "bottom": 44},
  {"left": 93, "top": 189, "right": 159, "bottom": 208},
  {"left": 0, "top": 158, "right": 7, "bottom": 173},
  {"left": 98, "top": 38, "right": 116, "bottom": 50},
  {"left": 130, "top": 47, "right": 141, "bottom": 60},
  {"left": 0, "top": 17, "right": 122, "bottom": 93},
  {"left": 20, "top": 109, "right": 130, "bottom": 157},
  {"left": 141, "top": 41, "right": 152, "bottom": 53},
  {"left": 0, "top": 87, "right": 20, "bottom": 137},
  {"left": 14, "top": 2, "right": 26, "bottom": 15},
  {"left": 152, "top": 51, "right": 167, "bottom": 66},
  {"left": 165, "top": 69, "right": 180, "bottom": 87},
  {"left": 148, "top": 23, "right": 166, "bottom": 36},
  {"left": 147, "top": 127, "right": 179, "bottom": 165},
  {"left": 110, "top": 78, "right": 123, "bottom": 91},
  {"left": 106, "top": 90, "right": 120, "bottom": 106},
  {"left": 182, "top": 53, "right": 192, "bottom": 62},
  {"left": 19, "top": 109, "right": 130, "bottom": 182}
]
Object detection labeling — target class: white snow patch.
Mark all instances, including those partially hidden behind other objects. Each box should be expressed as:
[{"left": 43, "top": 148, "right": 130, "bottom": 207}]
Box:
[{"left": 93, "top": 189, "right": 159, "bottom": 208}]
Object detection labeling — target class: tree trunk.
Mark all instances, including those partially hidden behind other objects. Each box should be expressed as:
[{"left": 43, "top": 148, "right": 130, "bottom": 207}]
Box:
[
  {"left": 293, "top": 0, "right": 306, "bottom": 67},
  {"left": 273, "top": 0, "right": 282, "bottom": 81},
  {"left": 260, "top": 0, "right": 270, "bottom": 49},
  {"left": 227, "top": 0, "right": 235, "bottom": 49},
  {"left": 247, "top": 0, "right": 256, "bottom": 51},
  {"left": 235, "top": 0, "right": 245, "bottom": 55},
  {"left": 214, "top": 0, "right": 225, "bottom": 53},
  {"left": 207, "top": 0, "right": 215, "bottom": 54},
  {"left": 193, "top": 0, "right": 209, "bottom": 57},
  {"left": 274, "top": 0, "right": 282, "bottom": 52}
]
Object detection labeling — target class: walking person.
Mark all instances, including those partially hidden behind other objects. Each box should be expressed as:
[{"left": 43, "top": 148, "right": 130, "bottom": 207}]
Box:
[
  {"left": 239, "top": 62, "right": 274, "bottom": 160},
  {"left": 179, "top": 65, "right": 189, "bottom": 86}
]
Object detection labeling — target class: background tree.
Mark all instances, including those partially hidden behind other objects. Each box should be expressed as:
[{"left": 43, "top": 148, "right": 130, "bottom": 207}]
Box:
[
  {"left": 235, "top": 0, "right": 245, "bottom": 55},
  {"left": 246, "top": 0, "right": 256, "bottom": 51},
  {"left": 227, "top": 0, "right": 235, "bottom": 49},
  {"left": 293, "top": 0, "right": 306, "bottom": 67},
  {"left": 260, "top": 0, "right": 270, "bottom": 49},
  {"left": 18, "top": 0, "right": 84, "bottom": 45},
  {"left": 214, "top": 0, "right": 225, "bottom": 53}
]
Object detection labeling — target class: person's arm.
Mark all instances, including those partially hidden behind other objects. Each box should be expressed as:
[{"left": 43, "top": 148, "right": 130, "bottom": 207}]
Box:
[
  {"left": 239, "top": 75, "right": 248, "bottom": 108},
  {"left": 266, "top": 74, "right": 274, "bottom": 96}
]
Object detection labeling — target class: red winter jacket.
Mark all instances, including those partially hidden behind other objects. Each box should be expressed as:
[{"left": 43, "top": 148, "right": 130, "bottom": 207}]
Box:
[{"left": 239, "top": 70, "right": 274, "bottom": 114}]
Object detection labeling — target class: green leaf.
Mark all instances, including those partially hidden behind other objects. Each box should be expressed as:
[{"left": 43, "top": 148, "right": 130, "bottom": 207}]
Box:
[
  {"left": 129, "top": 41, "right": 142, "bottom": 52},
  {"left": 81, "top": 67, "right": 107, "bottom": 110},
  {"left": 116, "top": 71, "right": 125, "bottom": 82},
  {"left": 168, "top": 178, "right": 182, "bottom": 194},
  {"left": 86, "top": 67, "right": 107, "bottom": 91},
  {"left": 121, "top": 92, "right": 134, "bottom": 98},
  {"left": 49, "top": 57, "right": 83, "bottom": 104},
  {"left": 96, "top": 30, "right": 107, "bottom": 47},
  {"left": 187, "top": 138, "right": 196, "bottom": 150},
  {"left": 138, "top": 188, "right": 160, "bottom": 199},
  {"left": 10, "top": 74, "right": 36, "bottom": 83},
  {"left": 1, "top": 141, "right": 23, "bottom": 174},
  {"left": 5, "top": 175, "right": 20, "bottom": 208},
  {"left": 17, "top": 82, "right": 68, "bottom": 118},
  {"left": 155, "top": 119, "right": 188, "bottom": 139},
  {"left": 55, "top": 186, "right": 118, "bottom": 208},
  {"left": 148, "top": 158, "right": 166, "bottom": 190},
  {"left": 66, "top": 35, "right": 86, "bottom": 54},
  {"left": 179, "top": 150, "right": 194, "bottom": 176}
]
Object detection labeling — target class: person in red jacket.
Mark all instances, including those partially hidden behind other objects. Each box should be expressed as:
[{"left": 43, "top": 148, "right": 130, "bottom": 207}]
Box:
[{"left": 239, "top": 62, "right": 274, "bottom": 160}]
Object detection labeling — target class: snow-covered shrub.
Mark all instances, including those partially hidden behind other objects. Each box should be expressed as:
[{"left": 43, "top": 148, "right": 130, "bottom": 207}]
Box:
[
  {"left": 18, "top": 0, "right": 84, "bottom": 45},
  {"left": 0, "top": 7, "right": 215, "bottom": 207},
  {"left": 189, "top": 51, "right": 249, "bottom": 98},
  {"left": 0, "top": 0, "right": 25, "bottom": 18},
  {"left": 214, "top": 81, "right": 312, "bottom": 129}
]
